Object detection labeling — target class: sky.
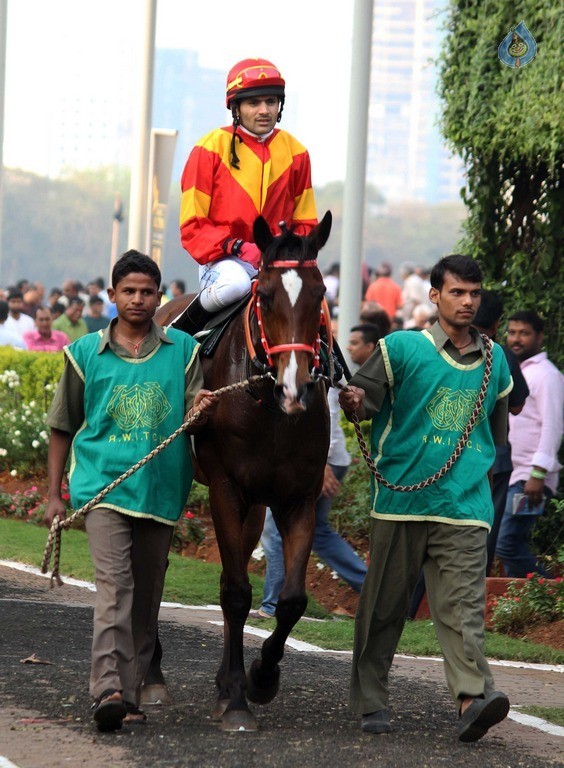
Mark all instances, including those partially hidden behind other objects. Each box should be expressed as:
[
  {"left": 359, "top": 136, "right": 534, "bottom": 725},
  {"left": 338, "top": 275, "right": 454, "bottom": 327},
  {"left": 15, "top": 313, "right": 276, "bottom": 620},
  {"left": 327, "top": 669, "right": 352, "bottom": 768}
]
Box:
[{"left": 2, "top": 0, "right": 354, "bottom": 185}]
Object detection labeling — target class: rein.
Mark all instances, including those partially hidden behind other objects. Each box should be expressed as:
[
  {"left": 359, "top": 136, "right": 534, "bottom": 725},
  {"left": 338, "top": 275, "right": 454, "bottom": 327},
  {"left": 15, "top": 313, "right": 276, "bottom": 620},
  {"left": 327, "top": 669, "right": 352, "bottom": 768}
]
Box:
[
  {"left": 243, "top": 258, "right": 333, "bottom": 375},
  {"left": 41, "top": 374, "right": 271, "bottom": 587}
]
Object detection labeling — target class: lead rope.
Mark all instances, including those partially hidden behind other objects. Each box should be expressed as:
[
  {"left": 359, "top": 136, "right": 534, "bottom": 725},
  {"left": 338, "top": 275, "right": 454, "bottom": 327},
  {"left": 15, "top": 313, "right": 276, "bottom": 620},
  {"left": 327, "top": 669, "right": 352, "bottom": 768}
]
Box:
[
  {"left": 324, "top": 335, "right": 493, "bottom": 492},
  {"left": 40, "top": 374, "right": 270, "bottom": 587}
]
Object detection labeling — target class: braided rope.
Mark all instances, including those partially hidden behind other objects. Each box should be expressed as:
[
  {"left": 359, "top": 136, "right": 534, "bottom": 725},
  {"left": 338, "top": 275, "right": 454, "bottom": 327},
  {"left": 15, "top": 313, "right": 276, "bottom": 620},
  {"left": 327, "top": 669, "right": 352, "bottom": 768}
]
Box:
[
  {"left": 327, "top": 335, "right": 493, "bottom": 493},
  {"left": 40, "top": 374, "right": 269, "bottom": 587}
]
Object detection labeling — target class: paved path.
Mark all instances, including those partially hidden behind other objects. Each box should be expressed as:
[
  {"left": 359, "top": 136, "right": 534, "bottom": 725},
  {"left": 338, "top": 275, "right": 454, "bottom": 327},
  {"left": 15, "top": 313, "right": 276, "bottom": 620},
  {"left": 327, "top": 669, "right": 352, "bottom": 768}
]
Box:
[{"left": 0, "top": 562, "right": 562, "bottom": 768}]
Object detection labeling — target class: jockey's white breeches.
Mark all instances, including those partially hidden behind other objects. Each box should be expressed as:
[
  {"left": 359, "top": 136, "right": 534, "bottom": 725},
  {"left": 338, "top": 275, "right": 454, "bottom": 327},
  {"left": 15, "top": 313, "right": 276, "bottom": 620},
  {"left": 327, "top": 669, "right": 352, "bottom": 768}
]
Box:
[{"left": 198, "top": 258, "right": 258, "bottom": 312}]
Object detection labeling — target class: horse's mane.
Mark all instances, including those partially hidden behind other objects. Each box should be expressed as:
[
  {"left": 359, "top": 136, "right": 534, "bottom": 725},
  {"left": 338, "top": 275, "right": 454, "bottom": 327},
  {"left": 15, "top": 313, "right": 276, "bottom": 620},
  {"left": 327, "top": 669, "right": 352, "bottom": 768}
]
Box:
[{"left": 261, "top": 227, "right": 315, "bottom": 268}]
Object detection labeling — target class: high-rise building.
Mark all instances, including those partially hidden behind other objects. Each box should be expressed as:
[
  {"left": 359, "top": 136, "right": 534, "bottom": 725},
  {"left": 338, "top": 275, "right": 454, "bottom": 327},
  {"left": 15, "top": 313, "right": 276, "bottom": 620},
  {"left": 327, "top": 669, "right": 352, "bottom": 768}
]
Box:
[{"left": 366, "top": 0, "right": 463, "bottom": 203}]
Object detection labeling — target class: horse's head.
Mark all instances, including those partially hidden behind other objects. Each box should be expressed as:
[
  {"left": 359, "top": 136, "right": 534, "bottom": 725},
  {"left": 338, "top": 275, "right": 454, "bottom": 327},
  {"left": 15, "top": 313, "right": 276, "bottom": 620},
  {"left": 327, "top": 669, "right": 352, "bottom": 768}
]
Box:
[{"left": 251, "top": 211, "right": 332, "bottom": 415}]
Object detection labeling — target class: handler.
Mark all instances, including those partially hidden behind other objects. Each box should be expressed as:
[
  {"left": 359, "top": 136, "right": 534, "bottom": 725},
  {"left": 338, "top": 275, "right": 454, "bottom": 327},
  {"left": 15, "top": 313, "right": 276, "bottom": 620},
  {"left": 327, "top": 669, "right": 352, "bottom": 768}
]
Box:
[
  {"left": 176, "top": 57, "right": 318, "bottom": 334},
  {"left": 339, "top": 254, "right": 513, "bottom": 742},
  {"left": 43, "top": 250, "right": 218, "bottom": 732}
]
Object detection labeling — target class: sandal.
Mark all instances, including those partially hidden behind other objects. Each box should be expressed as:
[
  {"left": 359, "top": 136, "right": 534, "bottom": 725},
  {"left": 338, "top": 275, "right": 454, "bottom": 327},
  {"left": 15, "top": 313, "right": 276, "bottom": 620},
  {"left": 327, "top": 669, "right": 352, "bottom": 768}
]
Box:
[
  {"left": 91, "top": 689, "right": 126, "bottom": 732},
  {"left": 124, "top": 702, "right": 148, "bottom": 725}
]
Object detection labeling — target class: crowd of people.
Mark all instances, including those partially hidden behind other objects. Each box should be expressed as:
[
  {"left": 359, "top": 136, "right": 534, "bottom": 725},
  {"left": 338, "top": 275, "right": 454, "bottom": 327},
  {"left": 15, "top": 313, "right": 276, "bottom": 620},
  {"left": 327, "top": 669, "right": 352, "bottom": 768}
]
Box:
[
  {"left": 0, "top": 276, "right": 186, "bottom": 351},
  {"left": 1, "top": 56, "right": 561, "bottom": 744}
]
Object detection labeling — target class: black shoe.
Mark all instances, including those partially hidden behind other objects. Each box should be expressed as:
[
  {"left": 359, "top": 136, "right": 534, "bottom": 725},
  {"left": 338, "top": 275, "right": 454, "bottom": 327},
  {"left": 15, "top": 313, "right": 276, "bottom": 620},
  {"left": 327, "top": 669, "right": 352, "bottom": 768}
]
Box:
[
  {"left": 361, "top": 709, "right": 391, "bottom": 734},
  {"left": 458, "top": 691, "right": 510, "bottom": 742},
  {"left": 91, "top": 689, "right": 126, "bottom": 732},
  {"left": 172, "top": 294, "right": 214, "bottom": 336}
]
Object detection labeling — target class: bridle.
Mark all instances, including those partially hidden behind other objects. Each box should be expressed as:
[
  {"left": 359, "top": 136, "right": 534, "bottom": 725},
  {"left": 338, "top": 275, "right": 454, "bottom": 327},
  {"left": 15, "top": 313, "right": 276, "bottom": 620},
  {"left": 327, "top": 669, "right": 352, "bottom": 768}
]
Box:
[{"left": 243, "top": 258, "right": 333, "bottom": 375}]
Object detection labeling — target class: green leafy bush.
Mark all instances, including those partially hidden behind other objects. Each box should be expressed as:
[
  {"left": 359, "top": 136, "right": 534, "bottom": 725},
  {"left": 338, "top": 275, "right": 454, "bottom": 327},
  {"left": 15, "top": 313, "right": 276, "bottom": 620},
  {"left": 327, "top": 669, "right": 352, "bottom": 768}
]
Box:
[
  {"left": 0, "top": 369, "right": 52, "bottom": 476},
  {"left": 0, "top": 349, "right": 63, "bottom": 405},
  {"left": 490, "top": 571, "right": 564, "bottom": 636}
]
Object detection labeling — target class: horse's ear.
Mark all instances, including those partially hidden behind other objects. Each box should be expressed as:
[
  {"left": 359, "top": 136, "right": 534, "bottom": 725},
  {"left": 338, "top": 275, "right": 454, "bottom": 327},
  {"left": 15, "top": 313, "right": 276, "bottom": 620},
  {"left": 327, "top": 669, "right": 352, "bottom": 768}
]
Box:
[
  {"left": 309, "top": 211, "right": 332, "bottom": 252},
  {"left": 253, "top": 216, "right": 274, "bottom": 253}
]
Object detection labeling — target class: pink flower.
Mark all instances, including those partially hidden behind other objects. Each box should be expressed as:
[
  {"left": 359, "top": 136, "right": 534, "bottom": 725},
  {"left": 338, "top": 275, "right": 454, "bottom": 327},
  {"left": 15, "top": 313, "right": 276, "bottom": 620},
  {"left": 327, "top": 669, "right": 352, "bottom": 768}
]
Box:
[
  {"left": 537, "top": 578, "right": 546, "bottom": 585},
  {"left": 526, "top": 572, "right": 535, "bottom": 579},
  {"left": 184, "top": 511, "right": 195, "bottom": 519}
]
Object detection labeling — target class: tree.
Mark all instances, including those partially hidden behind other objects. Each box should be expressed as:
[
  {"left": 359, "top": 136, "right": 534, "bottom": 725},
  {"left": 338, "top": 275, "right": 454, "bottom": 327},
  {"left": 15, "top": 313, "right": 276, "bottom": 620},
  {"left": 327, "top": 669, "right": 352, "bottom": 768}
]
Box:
[{"left": 438, "top": 1, "right": 563, "bottom": 366}]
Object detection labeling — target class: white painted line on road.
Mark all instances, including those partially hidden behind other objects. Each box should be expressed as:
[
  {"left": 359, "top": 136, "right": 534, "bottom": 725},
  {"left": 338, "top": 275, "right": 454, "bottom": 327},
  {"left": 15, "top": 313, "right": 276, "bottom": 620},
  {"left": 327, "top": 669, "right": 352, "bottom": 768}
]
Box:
[
  {"left": 0, "top": 756, "right": 23, "bottom": 768},
  {"left": 2, "top": 559, "right": 563, "bottom": 674},
  {"left": 0, "top": 560, "right": 95, "bottom": 591},
  {"left": 509, "top": 709, "right": 564, "bottom": 737}
]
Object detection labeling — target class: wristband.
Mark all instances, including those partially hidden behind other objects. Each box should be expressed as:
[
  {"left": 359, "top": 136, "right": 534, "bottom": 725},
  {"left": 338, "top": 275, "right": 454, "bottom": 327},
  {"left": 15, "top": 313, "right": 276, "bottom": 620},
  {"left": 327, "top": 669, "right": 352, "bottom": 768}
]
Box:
[
  {"left": 530, "top": 469, "right": 547, "bottom": 480},
  {"left": 231, "top": 238, "right": 244, "bottom": 257}
]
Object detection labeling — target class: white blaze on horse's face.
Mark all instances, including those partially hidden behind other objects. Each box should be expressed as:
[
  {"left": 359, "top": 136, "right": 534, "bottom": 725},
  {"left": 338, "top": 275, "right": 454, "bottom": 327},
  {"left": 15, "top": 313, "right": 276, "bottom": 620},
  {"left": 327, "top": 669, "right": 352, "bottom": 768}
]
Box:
[
  {"left": 281, "top": 270, "right": 302, "bottom": 307},
  {"left": 279, "top": 269, "right": 304, "bottom": 411},
  {"left": 282, "top": 350, "right": 300, "bottom": 406}
]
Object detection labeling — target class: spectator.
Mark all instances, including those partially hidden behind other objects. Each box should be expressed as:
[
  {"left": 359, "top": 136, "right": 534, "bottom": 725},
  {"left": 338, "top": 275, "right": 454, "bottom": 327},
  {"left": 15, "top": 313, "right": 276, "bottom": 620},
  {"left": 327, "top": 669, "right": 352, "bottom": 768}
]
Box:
[
  {"left": 364, "top": 262, "right": 403, "bottom": 322},
  {"left": 406, "top": 303, "right": 433, "bottom": 331},
  {"left": 23, "top": 305, "right": 70, "bottom": 352},
  {"left": 49, "top": 287, "right": 63, "bottom": 308},
  {"left": 4, "top": 288, "right": 35, "bottom": 341},
  {"left": 85, "top": 296, "right": 110, "bottom": 333},
  {"left": 359, "top": 302, "right": 392, "bottom": 338},
  {"left": 496, "top": 310, "right": 563, "bottom": 578},
  {"left": 51, "top": 301, "right": 66, "bottom": 321},
  {"left": 347, "top": 323, "right": 382, "bottom": 368},
  {"left": 0, "top": 300, "right": 27, "bottom": 349},
  {"left": 399, "top": 262, "right": 427, "bottom": 326},
  {"left": 323, "top": 263, "right": 340, "bottom": 315},
  {"left": 52, "top": 297, "right": 88, "bottom": 342},
  {"left": 168, "top": 279, "right": 186, "bottom": 299},
  {"left": 22, "top": 282, "right": 45, "bottom": 317}
]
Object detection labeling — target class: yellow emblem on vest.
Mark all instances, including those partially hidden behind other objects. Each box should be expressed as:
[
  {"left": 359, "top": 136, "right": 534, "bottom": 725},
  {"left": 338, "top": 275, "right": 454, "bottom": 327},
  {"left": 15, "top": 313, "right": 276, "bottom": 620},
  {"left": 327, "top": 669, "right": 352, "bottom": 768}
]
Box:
[
  {"left": 426, "top": 387, "right": 485, "bottom": 432},
  {"left": 106, "top": 382, "right": 172, "bottom": 431}
]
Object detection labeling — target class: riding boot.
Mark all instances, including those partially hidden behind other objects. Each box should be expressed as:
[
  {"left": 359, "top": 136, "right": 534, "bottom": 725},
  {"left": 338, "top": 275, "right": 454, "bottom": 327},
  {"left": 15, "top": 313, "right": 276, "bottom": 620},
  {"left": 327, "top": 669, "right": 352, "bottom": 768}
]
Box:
[{"left": 171, "top": 294, "right": 215, "bottom": 336}]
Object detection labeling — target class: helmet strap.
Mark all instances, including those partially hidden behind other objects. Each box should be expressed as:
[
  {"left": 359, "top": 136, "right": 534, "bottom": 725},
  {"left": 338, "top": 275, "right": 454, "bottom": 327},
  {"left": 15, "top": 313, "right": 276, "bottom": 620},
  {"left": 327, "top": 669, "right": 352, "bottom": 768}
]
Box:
[{"left": 230, "top": 108, "right": 241, "bottom": 169}]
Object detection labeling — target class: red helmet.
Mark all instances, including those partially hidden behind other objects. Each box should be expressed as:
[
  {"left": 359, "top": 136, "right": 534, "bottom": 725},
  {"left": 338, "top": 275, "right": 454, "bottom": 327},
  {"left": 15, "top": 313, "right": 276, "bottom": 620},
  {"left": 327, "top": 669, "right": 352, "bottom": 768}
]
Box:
[{"left": 226, "top": 58, "right": 285, "bottom": 109}]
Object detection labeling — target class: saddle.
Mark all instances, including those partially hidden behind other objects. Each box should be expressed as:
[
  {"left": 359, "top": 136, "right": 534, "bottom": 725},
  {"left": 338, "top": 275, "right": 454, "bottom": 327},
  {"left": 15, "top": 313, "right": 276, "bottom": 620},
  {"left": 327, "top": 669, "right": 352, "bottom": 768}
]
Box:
[{"left": 196, "top": 294, "right": 250, "bottom": 358}]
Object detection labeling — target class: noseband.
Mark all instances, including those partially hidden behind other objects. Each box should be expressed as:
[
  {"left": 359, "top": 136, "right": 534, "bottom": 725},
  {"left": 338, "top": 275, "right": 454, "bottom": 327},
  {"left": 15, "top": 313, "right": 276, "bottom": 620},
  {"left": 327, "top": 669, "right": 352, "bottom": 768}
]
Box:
[{"left": 243, "top": 259, "right": 333, "bottom": 374}]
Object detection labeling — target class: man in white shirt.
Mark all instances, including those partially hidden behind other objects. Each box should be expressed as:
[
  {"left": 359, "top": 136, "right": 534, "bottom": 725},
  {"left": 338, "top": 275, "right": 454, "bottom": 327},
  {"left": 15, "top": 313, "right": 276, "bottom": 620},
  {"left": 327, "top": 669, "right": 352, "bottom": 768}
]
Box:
[
  {"left": 4, "top": 289, "right": 35, "bottom": 342},
  {"left": 496, "top": 310, "right": 563, "bottom": 577}
]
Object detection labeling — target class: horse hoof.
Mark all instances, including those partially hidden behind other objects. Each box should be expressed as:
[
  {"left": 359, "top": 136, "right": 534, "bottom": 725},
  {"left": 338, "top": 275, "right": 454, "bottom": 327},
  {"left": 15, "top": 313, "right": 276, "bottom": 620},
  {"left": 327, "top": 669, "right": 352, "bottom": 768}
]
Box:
[
  {"left": 211, "top": 698, "right": 229, "bottom": 720},
  {"left": 246, "top": 659, "right": 280, "bottom": 704},
  {"left": 140, "top": 683, "right": 172, "bottom": 706},
  {"left": 221, "top": 708, "right": 258, "bottom": 732}
]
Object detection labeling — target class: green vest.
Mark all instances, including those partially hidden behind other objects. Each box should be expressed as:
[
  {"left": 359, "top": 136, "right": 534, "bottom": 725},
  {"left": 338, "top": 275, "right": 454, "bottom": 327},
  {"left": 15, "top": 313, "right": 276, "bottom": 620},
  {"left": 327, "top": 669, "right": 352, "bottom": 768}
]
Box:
[
  {"left": 67, "top": 329, "right": 198, "bottom": 524},
  {"left": 370, "top": 330, "right": 512, "bottom": 528}
]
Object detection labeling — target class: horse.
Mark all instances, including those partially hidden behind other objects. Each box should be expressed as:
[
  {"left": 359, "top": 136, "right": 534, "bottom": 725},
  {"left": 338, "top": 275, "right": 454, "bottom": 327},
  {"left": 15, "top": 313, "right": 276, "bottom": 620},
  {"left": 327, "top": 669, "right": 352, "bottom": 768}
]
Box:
[{"left": 155, "top": 211, "right": 333, "bottom": 731}]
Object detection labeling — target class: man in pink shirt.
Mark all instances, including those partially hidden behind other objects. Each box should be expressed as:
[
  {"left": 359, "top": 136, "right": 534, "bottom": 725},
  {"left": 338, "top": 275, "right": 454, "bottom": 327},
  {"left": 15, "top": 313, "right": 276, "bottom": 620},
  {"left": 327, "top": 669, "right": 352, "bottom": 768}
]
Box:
[
  {"left": 364, "top": 262, "right": 403, "bottom": 322},
  {"left": 496, "top": 310, "right": 563, "bottom": 577},
  {"left": 23, "top": 305, "right": 69, "bottom": 352}
]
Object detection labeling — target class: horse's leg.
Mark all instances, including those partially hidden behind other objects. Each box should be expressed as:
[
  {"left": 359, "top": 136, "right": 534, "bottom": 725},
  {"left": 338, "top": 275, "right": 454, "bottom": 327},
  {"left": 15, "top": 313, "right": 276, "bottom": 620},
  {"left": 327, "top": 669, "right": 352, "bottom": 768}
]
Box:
[
  {"left": 246, "top": 501, "right": 314, "bottom": 704},
  {"left": 210, "top": 487, "right": 259, "bottom": 731}
]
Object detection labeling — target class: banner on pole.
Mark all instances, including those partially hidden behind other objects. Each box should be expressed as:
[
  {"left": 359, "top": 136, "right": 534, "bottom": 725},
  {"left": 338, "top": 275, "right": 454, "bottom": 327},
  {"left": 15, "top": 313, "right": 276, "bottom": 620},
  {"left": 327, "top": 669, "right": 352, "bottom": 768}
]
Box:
[{"left": 146, "top": 128, "right": 178, "bottom": 267}]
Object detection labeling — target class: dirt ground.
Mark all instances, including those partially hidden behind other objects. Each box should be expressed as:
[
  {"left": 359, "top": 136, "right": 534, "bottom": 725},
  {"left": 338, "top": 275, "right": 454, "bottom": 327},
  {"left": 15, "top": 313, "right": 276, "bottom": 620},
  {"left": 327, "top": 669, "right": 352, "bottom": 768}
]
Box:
[{"left": 0, "top": 563, "right": 563, "bottom": 768}]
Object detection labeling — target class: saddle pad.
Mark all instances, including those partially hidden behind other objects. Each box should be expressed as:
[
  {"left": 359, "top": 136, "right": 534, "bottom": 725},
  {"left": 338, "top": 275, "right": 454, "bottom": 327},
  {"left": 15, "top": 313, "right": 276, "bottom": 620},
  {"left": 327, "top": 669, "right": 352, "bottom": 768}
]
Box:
[{"left": 198, "top": 293, "right": 251, "bottom": 358}]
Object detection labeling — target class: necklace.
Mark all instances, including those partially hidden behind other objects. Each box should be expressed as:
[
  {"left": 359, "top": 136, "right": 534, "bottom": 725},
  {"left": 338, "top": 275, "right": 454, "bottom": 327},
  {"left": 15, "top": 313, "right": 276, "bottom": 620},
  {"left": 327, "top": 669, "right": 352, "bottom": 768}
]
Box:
[
  {"left": 452, "top": 339, "right": 473, "bottom": 351},
  {"left": 113, "top": 328, "right": 148, "bottom": 356}
]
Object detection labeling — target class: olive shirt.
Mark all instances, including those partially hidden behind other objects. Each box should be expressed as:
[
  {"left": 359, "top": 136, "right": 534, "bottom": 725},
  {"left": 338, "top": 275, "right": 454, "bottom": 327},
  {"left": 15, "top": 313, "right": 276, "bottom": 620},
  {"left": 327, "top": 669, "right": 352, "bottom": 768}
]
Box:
[
  {"left": 349, "top": 322, "right": 512, "bottom": 528},
  {"left": 47, "top": 319, "right": 203, "bottom": 435}
]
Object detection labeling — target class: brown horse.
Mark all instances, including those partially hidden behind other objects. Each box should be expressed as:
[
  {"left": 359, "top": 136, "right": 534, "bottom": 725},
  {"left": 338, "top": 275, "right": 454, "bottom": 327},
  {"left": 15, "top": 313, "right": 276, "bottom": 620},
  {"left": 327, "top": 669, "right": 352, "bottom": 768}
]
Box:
[{"left": 156, "top": 212, "right": 332, "bottom": 730}]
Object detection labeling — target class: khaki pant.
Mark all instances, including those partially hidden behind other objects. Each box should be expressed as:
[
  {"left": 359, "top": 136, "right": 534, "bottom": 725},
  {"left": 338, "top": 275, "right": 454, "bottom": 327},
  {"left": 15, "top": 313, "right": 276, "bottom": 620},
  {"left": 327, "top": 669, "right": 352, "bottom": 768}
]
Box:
[
  {"left": 349, "top": 519, "right": 494, "bottom": 714},
  {"left": 85, "top": 507, "right": 173, "bottom": 704}
]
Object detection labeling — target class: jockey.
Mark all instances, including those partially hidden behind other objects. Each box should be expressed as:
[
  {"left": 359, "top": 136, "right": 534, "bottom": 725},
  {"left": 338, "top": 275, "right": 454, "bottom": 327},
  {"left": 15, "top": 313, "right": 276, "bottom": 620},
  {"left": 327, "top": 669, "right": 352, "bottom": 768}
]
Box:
[{"left": 176, "top": 57, "right": 318, "bottom": 335}]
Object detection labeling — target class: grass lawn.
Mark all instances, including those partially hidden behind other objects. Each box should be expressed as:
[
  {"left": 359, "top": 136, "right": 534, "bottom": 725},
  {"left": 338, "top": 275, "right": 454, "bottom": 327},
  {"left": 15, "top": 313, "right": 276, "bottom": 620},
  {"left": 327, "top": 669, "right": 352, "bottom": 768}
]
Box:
[{"left": 2, "top": 518, "right": 563, "bottom": 667}]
